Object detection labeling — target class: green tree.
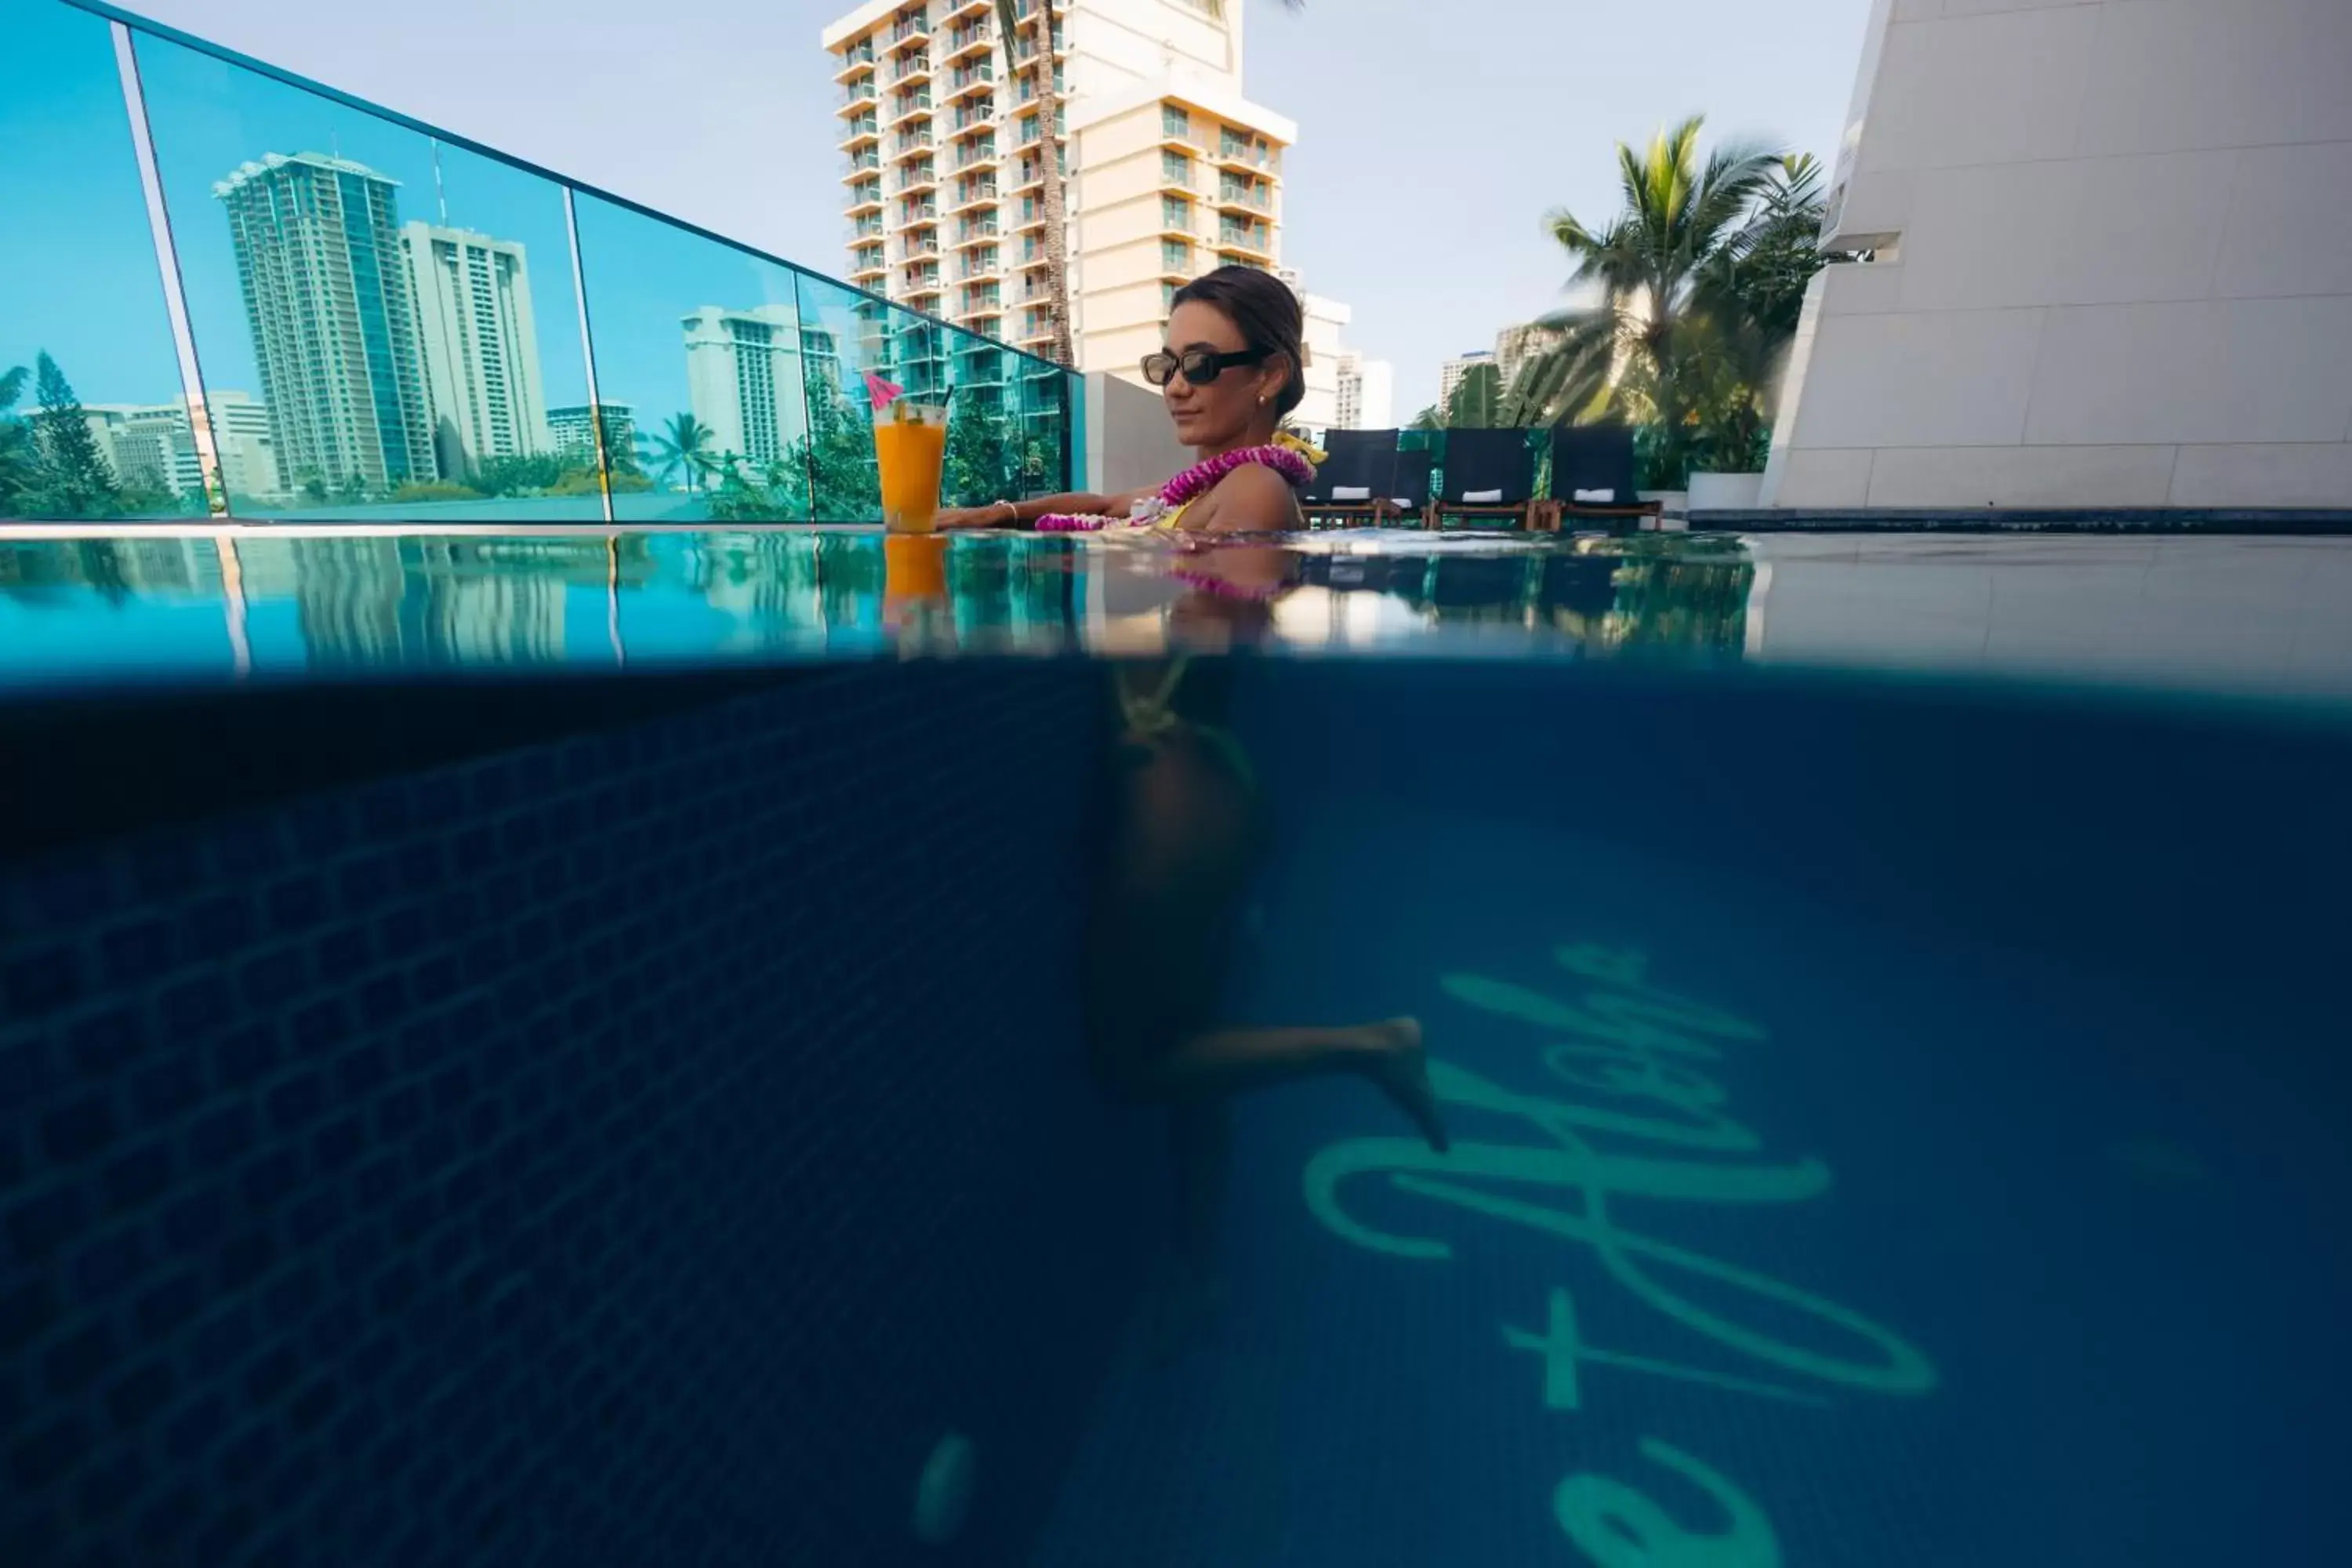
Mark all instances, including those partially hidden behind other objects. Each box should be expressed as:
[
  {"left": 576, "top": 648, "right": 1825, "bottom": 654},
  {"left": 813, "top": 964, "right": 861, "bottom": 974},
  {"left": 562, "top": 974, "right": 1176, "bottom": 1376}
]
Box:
[
  {"left": 795, "top": 392, "right": 881, "bottom": 521},
  {"left": 474, "top": 452, "right": 569, "bottom": 496},
  {"left": 705, "top": 452, "right": 812, "bottom": 523},
  {"left": 28, "top": 352, "right": 122, "bottom": 518},
  {"left": 0, "top": 365, "right": 36, "bottom": 517},
  {"left": 1520, "top": 117, "right": 1785, "bottom": 485},
  {"left": 943, "top": 404, "right": 1024, "bottom": 506},
  {"left": 641, "top": 411, "right": 720, "bottom": 493}
]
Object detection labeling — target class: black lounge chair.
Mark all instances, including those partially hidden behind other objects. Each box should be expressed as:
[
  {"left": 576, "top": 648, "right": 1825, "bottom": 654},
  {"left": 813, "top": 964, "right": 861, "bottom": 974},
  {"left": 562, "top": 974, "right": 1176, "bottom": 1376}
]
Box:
[
  {"left": 1428, "top": 428, "right": 1539, "bottom": 529},
  {"left": 1386, "top": 448, "right": 1434, "bottom": 528},
  {"left": 1537, "top": 423, "right": 1660, "bottom": 530},
  {"left": 1298, "top": 428, "right": 1400, "bottom": 528}
]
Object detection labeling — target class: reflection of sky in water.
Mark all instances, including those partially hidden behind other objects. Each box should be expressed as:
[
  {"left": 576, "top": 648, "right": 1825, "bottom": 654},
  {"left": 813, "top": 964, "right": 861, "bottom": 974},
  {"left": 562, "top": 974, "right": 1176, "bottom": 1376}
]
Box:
[{"left": 0, "top": 596, "right": 239, "bottom": 688}]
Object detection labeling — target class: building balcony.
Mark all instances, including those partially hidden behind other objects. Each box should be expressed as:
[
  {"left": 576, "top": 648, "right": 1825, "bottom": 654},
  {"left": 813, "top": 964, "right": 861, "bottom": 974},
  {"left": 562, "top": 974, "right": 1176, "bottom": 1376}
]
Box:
[
  {"left": 1217, "top": 142, "right": 1279, "bottom": 175},
  {"left": 849, "top": 215, "right": 887, "bottom": 238},
  {"left": 1214, "top": 182, "right": 1271, "bottom": 214},
  {"left": 1217, "top": 226, "right": 1272, "bottom": 259},
  {"left": 889, "top": 53, "right": 933, "bottom": 85},
  {"left": 956, "top": 256, "right": 1002, "bottom": 281},
  {"left": 950, "top": 147, "right": 996, "bottom": 172},
  {"left": 895, "top": 167, "right": 940, "bottom": 194},
  {"left": 943, "top": 22, "right": 993, "bottom": 60},
  {"left": 840, "top": 76, "right": 878, "bottom": 111},
  {"left": 946, "top": 0, "right": 989, "bottom": 17},
  {"left": 839, "top": 117, "right": 880, "bottom": 148},
  {"left": 841, "top": 152, "right": 882, "bottom": 180},
  {"left": 950, "top": 106, "right": 995, "bottom": 134},
  {"left": 900, "top": 200, "right": 940, "bottom": 223},
  {"left": 851, "top": 257, "right": 887, "bottom": 282},
  {"left": 892, "top": 132, "right": 936, "bottom": 159},
  {"left": 902, "top": 232, "right": 942, "bottom": 260},
  {"left": 833, "top": 43, "right": 877, "bottom": 79},
  {"left": 846, "top": 184, "right": 885, "bottom": 214},
  {"left": 946, "top": 63, "right": 995, "bottom": 99},
  {"left": 955, "top": 221, "right": 1000, "bottom": 245},
  {"left": 1012, "top": 203, "right": 1047, "bottom": 232},
  {"left": 887, "top": 93, "right": 934, "bottom": 125},
  {"left": 887, "top": 15, "right": 930, "bottom": 49}
]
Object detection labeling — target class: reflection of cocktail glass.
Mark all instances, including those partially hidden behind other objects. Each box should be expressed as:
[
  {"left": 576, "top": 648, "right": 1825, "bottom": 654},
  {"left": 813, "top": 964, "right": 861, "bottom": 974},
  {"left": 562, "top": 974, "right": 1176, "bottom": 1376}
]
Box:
[{"left": 875, "top": 401, "right": 949, "bottom": 533}]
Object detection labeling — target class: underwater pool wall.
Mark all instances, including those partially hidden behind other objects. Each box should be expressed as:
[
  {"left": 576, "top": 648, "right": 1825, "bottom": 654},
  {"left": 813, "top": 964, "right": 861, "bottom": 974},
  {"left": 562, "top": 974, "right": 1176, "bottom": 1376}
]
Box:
[{"left": 0, "top": 662, "right": 1154, "bottom": 1566}]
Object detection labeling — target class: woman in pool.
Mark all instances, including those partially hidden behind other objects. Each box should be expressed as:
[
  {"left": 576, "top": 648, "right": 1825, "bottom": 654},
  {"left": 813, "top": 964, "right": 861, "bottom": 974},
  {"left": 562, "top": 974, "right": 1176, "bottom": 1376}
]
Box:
[
  {"left": 946, "top": 268, "right": 1450, "bottom": 1346},
  {"left": 933, "top": 266, "right": 1316, "bottom": 535}
]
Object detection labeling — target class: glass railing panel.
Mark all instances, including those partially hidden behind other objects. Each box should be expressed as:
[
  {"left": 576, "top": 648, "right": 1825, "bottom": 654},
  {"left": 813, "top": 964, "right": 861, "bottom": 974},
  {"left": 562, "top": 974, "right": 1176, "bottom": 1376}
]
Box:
[
  {"left": 570, "top": 191, "right": 814, "bottom": 524},
  {"left": 2, "top": 2, "right": 207, "bottom": 521},
  {"left": 130, "top": 29, "right": 602, "bottom": 521}
]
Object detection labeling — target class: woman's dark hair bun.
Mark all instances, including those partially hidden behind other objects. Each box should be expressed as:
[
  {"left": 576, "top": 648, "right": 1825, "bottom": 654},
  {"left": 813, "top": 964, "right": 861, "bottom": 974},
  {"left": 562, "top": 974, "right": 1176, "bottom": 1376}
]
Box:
[{"left": 1171, "top": 266, "right": 1307, "bottom": 416}]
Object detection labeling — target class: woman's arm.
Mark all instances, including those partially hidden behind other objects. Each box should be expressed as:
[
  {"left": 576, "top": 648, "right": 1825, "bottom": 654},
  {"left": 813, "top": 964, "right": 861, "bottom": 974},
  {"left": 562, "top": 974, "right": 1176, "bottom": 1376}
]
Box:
[{"left": 935, "top": 486, "right": 1155, "bottom": 529}]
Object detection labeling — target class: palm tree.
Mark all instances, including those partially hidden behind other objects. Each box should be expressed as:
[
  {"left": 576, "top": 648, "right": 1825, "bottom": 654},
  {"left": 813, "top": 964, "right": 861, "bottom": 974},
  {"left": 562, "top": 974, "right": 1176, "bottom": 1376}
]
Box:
[
  {"left": 995, "top": 0, "right": 1073, "bottom": 367},
  {"left": 1517, "top": 116, "right": 1781, "bottom": 477},
  {"left": 641, "top": 412, "right": 718, "bottom": 493},
  {"left": 1681, "top": 153, "right": 1830, "bottom": 466}
]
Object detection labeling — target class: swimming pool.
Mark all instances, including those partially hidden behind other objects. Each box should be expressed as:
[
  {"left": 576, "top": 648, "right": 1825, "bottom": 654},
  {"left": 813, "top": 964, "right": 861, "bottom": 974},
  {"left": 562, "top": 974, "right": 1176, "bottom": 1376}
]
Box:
[{"left": 3, "top": 528, "right": 2348, "bottom": 1566}]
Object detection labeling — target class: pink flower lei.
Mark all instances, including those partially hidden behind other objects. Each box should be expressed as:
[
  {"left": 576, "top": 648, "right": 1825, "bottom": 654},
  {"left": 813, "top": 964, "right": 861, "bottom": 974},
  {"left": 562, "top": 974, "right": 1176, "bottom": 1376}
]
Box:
[{"left": 1033, "top": 443, "right": 1316, "bottom": 532}]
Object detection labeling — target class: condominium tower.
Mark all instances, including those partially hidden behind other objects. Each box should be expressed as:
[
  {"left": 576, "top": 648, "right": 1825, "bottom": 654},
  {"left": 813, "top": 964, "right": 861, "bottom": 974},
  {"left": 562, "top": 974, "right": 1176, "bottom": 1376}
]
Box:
[
  {"left": 683, "top": 304, "right": 822, "bottom": 466},
  {"left": 822, "top": 0, "right": 1296, "bottom": 379},
  {"left": 402, "top": 222, "right": 552, "bottom": 474},
  {"left": 215, "top": 153, "right": 438, "bottom": 492}
]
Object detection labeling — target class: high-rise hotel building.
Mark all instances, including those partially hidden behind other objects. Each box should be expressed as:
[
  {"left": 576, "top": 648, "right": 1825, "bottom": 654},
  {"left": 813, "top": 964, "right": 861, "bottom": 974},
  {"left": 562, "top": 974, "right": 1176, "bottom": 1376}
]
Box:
[
  {"left": 216, "top": 153, "right": 439, "bottom": 492},
  {"left": 821, "top": 0, "right": 1295, "bottom": 379}
]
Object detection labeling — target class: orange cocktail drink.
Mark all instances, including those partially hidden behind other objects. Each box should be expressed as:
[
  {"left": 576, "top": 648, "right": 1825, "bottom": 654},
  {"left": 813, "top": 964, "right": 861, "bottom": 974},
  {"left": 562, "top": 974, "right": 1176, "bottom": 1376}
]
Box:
[{"left": 874, "top": 401, "right": 949, "bottom": 533}]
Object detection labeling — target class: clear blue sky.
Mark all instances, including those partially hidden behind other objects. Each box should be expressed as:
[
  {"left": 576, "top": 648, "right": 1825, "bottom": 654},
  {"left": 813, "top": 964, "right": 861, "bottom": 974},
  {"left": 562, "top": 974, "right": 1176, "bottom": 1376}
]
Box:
[{"left": 14, "top": 0, "right": 1872, "bottom": 413}]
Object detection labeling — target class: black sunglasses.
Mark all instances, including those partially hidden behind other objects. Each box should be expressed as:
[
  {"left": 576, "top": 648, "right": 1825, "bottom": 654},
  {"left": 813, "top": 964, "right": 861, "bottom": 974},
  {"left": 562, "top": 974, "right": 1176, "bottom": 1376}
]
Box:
[{"left": 1141, "top": 347, "right": 1268, "bottom": 387}]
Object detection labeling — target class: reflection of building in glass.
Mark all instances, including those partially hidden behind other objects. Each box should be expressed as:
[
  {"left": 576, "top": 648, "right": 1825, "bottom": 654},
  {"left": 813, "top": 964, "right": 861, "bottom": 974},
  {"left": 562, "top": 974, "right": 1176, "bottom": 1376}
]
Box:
[
  {"left": 202, "top": 391, "right": 284, "bottom": 500},
  {"left": 549, "top": 402, "right": 634, "bottom": 464},
  {"left": 683, "top": 304, "right": 814, "bottom": 463},
  {"left": 75, "top": 404, "right": 206, "bottom": 496},
  {"left": 401, "top": 223, "right": 551, "bottom": 474},
  {"left": 215, "top": 153, "right": 437, "bottom": 493}
]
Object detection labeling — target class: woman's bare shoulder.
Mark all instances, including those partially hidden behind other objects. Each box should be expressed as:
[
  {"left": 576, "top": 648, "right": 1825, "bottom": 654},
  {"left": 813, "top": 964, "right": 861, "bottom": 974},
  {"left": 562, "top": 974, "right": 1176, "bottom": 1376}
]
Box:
[{"left": 1194, "top": 461, "right": 1303, "bottom": 532}]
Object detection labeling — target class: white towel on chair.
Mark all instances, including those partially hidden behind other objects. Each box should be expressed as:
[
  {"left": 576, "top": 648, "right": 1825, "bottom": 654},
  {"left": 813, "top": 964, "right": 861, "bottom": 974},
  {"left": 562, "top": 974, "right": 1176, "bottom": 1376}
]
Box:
[
  {"left": 1573, "top": 488, "right": 1614, "bottom": 503},
  {"left": 1331, "top": 485, "right": 1370, "bottom": 502},
  {"left": 1462, "top": 488, "right": 1504, "bottom": 504}
]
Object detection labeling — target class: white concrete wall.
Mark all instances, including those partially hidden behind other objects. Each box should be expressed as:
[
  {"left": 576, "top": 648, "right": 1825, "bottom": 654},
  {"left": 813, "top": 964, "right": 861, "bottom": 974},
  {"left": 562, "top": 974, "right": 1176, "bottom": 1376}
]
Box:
[
  {"left": 1766, "top": 0, "right": 2352, "bottom": 510},
  {"left": 1084, "top": 369, "right": 1191, "bottom": 492}
]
